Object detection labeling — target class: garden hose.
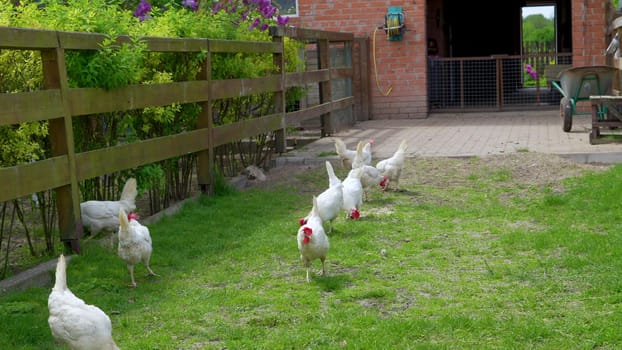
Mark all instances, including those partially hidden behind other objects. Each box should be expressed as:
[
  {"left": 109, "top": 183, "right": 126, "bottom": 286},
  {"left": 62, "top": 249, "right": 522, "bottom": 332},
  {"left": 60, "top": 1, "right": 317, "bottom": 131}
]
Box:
[{"left": 372, "top": 27, "right": 393, "bottom": 96}]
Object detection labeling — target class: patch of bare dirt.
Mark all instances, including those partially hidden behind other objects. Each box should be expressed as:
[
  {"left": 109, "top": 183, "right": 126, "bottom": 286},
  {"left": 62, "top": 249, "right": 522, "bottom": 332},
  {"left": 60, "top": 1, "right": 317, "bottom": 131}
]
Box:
[{"left": 245, "top": 153, "right": 611, "bottom": 194}]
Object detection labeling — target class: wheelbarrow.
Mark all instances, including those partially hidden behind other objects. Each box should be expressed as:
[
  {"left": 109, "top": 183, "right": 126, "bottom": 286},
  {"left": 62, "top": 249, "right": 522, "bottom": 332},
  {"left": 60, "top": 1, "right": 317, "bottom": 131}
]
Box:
[{"left": 551, "top": 65, "right": 618, "bottom": 132}]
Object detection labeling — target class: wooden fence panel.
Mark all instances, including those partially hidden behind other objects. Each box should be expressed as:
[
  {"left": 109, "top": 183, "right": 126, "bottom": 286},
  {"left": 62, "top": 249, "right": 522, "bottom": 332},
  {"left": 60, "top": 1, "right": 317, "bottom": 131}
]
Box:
[
  {"left": 0, "top": 25, "right": 357, "bottom": 252},
  {"left": 0, "top": 90, "right": 64, "bottom": 124},
  {"left": 68, "top": 82, "right": 210, "bottom": 116},
  {"left": 0, "top": 157, "right": 70, "bottom": 201},
  {"left": 75, "top": 130, "right": 210, "bottom": 181}
]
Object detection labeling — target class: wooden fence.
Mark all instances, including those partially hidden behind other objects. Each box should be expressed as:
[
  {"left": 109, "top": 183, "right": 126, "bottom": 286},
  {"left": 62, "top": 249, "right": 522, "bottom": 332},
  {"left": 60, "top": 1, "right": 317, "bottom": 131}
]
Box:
[{"left": 0, "top": 25, "right": 358, "bottom": 252}]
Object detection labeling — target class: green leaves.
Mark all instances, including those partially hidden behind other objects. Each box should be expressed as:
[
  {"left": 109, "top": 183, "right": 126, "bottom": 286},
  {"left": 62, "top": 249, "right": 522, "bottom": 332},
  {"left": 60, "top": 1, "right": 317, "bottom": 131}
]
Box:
[
  {"left": 66, "top": 35, "right": 146, "bottom": 90},
  {"left": 0, "top": 122, "right": 48, "bottom": 167}
]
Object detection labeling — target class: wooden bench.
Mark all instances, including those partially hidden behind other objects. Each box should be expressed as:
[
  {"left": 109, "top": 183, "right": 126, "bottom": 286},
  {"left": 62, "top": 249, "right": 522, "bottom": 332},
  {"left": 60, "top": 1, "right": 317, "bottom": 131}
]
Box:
[{"left": 589, "top": 95, "right": 622, "bottom": 144}]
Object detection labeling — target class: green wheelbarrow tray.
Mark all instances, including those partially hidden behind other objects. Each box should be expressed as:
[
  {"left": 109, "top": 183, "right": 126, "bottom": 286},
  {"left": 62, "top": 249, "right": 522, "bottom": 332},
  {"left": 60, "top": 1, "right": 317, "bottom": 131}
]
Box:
[{"left": 551, "top": 65, "right": 618, "bottom": 132}]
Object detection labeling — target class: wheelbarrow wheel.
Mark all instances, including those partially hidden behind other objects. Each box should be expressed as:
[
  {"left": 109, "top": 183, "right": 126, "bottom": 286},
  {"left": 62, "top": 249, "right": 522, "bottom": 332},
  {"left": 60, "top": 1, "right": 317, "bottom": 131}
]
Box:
[{"left": 560, "top": 97, "right": 572, "bottom": 132}]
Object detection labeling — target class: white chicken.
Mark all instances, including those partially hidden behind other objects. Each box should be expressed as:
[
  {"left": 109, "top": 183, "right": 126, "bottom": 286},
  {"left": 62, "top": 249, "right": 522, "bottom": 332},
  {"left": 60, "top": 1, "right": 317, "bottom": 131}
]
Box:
[
  {"left": 118, "top": 208, "right": 157, "bottom": 287},
  {"left": 48, "top": 254, "right": 119, "bottom": 350},
  {"left": 297, "top": 195, "right": 329, "bottom": 283},
  {"left": 334, "top": 138, "right": 373, "bottom": 168},
  {"left": 299, "top": 161, "right": 343, "bottom": 233},
  {"left": 375, "top": 139, "right": 408, "bottom": 191},
  {"left": 351, "top": 141, "right": 387, "bottom": 201},
  {"left": 342, "top": 166, "right": 363, "bottom": 220},
  {"left": 80, "top": 178, "right": 138, "bottom": 236}
]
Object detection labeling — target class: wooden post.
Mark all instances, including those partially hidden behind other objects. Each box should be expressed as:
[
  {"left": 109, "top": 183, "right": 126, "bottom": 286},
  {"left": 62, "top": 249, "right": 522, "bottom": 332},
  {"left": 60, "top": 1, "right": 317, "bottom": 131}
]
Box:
[
  {"left": 271, "top": 29, "right": 287, "bottom": 154},
  {"left": 41, "top": 46, "right": 83, "bottom": 254},
  {"left": 354, "top": 37, "right": 370, "bottom": 121},
  {"left": 318, "top": 38, "right": 332, "bottom": 136},
  {"left": 196, "top": 40, "right": 214, "bottom": 195}
]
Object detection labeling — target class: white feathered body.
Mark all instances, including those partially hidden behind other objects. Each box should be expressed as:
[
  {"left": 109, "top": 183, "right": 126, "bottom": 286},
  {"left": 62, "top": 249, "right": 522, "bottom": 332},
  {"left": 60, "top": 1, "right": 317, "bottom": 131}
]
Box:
[
  {"left": 334, "top": 138, "right": 372, "bottom": 168},
  {"left": 118, "top": 208, "right": 156, "bottom": 287},
  {"left": 118, "top": 219, "right": 152, "bottom": 268},
  {"left": 375, "top": 140, "right": 408, "bottom": 191},
  {"left": 342, "top": 167, "right": 363, "bottom": 219},
  {"left": 297, "top": 196, "right": 330, "bottom": 282},
  {"left": 80, "top": 178, "right": 137, "bottom": 235},
  {"left": 48, "top": 255, "right": 119, "bottom": 350},
  {"left": 301, "top": 161, "right": 343, "bottom": 233},
  {"left": 351, "top": 141, "right": 386, "bottom": 198}
]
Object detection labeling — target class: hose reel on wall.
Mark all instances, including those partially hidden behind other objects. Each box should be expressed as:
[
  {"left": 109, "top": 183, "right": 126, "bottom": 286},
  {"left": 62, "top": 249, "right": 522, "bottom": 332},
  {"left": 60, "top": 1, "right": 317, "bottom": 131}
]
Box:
[
  {"left": 384, "top": 6, "right": 405, "bottom": 41},
  {"left": 373, "top": 6, "right": 406, "bottom": 96}
]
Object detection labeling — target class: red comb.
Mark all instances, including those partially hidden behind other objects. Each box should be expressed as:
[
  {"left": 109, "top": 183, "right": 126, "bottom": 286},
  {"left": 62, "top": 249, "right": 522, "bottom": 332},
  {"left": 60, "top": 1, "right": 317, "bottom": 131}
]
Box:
[
  {"left": 128, "top": 212, "right": 140, "bottom": 221},
  {"left": 380, "top": 176, "right": 388, "bottom": 188},
  {"left": 302, "top": 226, "right": 313, "bottom": 244},
  {"left": 298, "top": 218, "right": 307, "bottom": 226}
]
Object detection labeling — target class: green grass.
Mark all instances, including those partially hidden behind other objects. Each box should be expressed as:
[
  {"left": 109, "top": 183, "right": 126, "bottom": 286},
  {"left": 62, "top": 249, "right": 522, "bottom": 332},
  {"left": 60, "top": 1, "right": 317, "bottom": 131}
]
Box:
[{"left": 2, "top": 158, "right": 622, "bottom": 349}]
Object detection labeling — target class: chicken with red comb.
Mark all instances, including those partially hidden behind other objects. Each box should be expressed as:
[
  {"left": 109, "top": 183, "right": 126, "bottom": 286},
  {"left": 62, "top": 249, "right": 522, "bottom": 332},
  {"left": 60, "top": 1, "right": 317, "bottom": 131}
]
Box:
[
  {"left": 342, "top": 166, "right": 363, "bottom": 220},
  {"left": 297, "top": 196, "right": 329, "bottom": 282},
  {"left": 375, "top": 139, "right": 408, "bottom": 191},
  {"left": 118, "top": 208, "right": 158, "bottom": 287}
]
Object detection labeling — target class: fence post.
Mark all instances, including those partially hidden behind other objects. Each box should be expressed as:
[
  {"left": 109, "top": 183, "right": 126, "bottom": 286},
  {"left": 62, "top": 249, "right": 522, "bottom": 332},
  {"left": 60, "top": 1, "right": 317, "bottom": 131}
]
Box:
[
  {"left": 354, "top": 37, "right": 370, "bottom": 121},
  {"left": 271, "top": 29, "right": 287, "bottom": 154},
  {"left": 318, "top": 38, "right": 332, "bottom": 137},
  {"left": 494, "top": 55, "right": 504, "bottom": 110},
  {"left": 40, "top": 45, "right": 83, "bottom": 254},
  {"left": 196, "top": 40, "right": 214, "bottom": 195}
]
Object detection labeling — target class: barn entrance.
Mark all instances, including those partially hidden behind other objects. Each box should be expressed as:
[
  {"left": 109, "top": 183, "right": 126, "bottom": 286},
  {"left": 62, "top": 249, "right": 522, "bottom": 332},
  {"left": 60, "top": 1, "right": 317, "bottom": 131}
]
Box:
[{"left": 426, "top": 0, "right": 572, "bottom": 112}]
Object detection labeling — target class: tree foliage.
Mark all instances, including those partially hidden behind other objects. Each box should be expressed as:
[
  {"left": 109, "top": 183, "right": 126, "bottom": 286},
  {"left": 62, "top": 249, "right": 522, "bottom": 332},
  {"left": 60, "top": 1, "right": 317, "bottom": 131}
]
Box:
[
  {"left": 0, "top": 0, "right": 303, "bottom": 258},
  {"left": 522, "top": 13, "right": 554, "bottom": 44}
]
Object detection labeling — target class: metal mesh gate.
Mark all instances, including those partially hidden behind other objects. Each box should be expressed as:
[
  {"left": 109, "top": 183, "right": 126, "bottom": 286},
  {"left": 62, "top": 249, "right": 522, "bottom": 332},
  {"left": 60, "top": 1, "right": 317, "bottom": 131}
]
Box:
[{"left": 428, "top": 53, "right": 572, "bottom": 112}]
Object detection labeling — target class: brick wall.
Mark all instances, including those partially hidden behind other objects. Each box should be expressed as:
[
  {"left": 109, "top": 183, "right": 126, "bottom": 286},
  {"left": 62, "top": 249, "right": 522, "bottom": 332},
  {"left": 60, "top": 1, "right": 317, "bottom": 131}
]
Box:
[
  {"left": 289, "top": 0, "right": 610, "bottom": 119},
  {"left": 290, "top": 0, "right": 428, "bottom": 119},
  {"left": 572, "top": 0, "right": 608, "bottom": 67}
]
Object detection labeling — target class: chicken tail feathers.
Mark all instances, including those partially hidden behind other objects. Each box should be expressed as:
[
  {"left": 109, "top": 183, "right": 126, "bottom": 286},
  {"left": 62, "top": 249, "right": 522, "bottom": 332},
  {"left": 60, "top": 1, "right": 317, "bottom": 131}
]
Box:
[
  {"left": 325, "top": 161, "right": 340, "bottom": 187},
  {"left": 118, "top": 208, "right": 129, "bottom": 234},
  {"left": 334, "top": 138, "right": 346, "bottom": 157},
  {"left": 119, "top": 178, "right": 138, "bottom": 204},
  {"left": 351, "top": 141, "right": 365, "bottom": 168},
  {"left": 311, "top": 195, "right": 320, "bottom": 217},
  {"left": 397, "top": 139, "right": 408, "bottom": 154},
  {"left": 53, "top": 254, "right": 67, "bottom": 292}
]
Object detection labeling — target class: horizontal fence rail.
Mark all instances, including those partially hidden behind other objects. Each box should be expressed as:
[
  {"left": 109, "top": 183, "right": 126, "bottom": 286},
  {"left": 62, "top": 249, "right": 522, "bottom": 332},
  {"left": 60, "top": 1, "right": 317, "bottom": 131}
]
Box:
[{"left": 0, "top": 25, "right": 355, "bottom": 252}]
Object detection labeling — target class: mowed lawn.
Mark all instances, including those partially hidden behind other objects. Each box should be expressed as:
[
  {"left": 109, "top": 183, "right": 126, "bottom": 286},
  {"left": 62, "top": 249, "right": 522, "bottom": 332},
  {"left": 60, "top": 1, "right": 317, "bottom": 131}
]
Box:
[{"left": 1, "top": 154, "right": 622, "bottom": 349}]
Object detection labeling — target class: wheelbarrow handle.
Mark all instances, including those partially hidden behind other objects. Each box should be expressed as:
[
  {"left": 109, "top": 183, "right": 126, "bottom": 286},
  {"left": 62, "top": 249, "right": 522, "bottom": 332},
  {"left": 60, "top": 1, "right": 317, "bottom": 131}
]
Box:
[{"left": 551, "top": 80, "right": 568, "bottom": 99}]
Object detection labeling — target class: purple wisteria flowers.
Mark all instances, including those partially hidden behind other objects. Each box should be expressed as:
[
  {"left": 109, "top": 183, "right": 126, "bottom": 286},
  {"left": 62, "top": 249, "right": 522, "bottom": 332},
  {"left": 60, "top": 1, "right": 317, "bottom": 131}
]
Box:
[
  {"left": 214, "top": 0, "right": 289, "bottom": 31},
  {"left": 525, "top": 64, "right": 538, "bottom": 80},
  {"left": 132, "top": 0, "right": 290, "bottom": 29},
  {"left": 182, "top": 0, "right": 198, "bottom": 11},
  {"left": 133, "top": 0, "right": 151, "bottom": 21},
  {"left": 276, "top": 15, "right": 288, "bottom": 26}
]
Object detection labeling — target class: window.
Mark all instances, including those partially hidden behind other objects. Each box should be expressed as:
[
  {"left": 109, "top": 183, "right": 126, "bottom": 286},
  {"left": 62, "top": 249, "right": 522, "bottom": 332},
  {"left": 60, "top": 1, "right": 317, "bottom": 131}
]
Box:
[{"left": 273, "top": 0, "right": 298, "bottom": 17}]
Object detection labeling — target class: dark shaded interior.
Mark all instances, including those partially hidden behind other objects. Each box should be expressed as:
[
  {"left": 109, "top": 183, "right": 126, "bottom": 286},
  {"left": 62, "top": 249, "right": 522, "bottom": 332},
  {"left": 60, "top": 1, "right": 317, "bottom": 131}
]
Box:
[
  {"left": 427, "top": 0, "right": 571, "bottom": 58},
  {"left": 426, "top": 0, "right": 572, "bottom": 111}
]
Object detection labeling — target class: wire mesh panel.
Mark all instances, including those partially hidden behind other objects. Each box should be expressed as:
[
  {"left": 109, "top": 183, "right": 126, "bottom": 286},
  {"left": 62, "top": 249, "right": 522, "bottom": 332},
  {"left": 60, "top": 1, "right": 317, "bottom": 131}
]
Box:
[{"left": 428, "top": 53, "right": 571, "bottom": 112}]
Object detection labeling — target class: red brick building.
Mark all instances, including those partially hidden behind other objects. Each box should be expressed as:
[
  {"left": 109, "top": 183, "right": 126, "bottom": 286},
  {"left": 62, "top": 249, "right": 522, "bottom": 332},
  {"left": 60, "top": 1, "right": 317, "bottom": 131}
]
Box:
[{"left": 286, "top": 0, "right": 612, "bottom": 119}]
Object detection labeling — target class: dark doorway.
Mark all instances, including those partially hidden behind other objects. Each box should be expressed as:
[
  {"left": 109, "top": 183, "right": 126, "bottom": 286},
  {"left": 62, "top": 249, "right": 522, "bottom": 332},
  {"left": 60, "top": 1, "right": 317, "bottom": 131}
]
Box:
[{"left": 426, "top": 0, "right": 572, "bottom": 112}]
